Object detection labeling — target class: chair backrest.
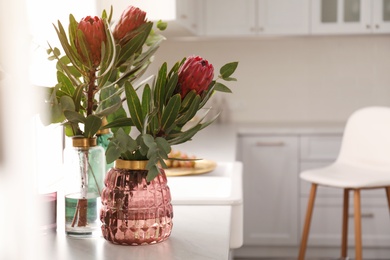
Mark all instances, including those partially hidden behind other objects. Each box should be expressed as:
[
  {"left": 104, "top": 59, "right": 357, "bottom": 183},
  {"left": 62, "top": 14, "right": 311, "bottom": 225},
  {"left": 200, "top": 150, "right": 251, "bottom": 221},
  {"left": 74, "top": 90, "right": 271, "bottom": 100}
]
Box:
[{"left": 337, "top": 106, "right": 390, "bottom": 170}]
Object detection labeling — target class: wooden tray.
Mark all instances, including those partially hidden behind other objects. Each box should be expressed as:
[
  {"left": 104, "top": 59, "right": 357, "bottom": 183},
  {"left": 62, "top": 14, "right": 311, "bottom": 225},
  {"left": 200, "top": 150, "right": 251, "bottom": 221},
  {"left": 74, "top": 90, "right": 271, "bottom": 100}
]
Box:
[{"left": 165, "top": 160, "right": 217, "bottom": 177}]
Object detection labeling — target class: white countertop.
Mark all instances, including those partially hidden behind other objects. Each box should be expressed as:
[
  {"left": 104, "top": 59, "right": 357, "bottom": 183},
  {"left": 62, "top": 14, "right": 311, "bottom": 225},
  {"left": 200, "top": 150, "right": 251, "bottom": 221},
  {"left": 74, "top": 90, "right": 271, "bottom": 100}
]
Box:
[{"left": 39, "top": 205, "right": 232, "bottom": 260}]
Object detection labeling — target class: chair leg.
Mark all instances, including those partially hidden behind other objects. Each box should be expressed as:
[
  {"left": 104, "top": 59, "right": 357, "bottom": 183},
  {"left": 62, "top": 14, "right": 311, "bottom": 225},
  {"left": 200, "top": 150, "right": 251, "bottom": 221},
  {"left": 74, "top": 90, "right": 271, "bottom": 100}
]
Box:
[
  {"left": 341, "top": 189, "right": 349, "bottom": 258},
  {"left": 386, "top": 187, "right": 390, "bottom": 213},
  {"left": 353, "top": 189, "right": 363, "bottom": 260},
  {"left": 298, "top": 183, "right": 318, "bottom": 260}
]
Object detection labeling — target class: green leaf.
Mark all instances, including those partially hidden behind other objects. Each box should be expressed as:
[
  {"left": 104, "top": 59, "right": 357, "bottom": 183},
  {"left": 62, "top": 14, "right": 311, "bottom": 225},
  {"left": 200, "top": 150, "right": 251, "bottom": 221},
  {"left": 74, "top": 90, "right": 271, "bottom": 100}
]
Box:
[
  {"left": 154, "top": 62, "right": 167, "bottom": 110},
  {"left": 167, "top": 124, "right": 202, "bottom": 145},
  {"left": 60, "top": 95, "right": 75, "bottom": 111},
  {"left": 176, "top": 95, "right": 201, "bottom": 126},
  {"left": 219, "top": 61, "right": 238, "bottom": 79},
  {"left": 142, "top": 84, "right": 151, "bottom": 118},
  {"left": 125, "top": 82, "right": 144, "bottom": 132},
  {"left": 117, "top": 23, "right": 152, "bottom": 66},
  {"left": 68, "top": 14, "right": 78, "bottom": 50},
  {"left": 57, "top": 71, "right": 75, "bottom": 96},
  {"left": 106, "top": 128, "right": 128, "bottom": 163},
  {"left": 155, "top": 137, "right": 171, "bottom": 156},
  {"left": 220, "top": 76, "right": 237, "bottom": 82},
  {"left": 103, "top": 117, "right": 134, "bottom": 129},
  {"left": 214, "top": 82, "right": 232, "bottom": 93},
  {"left": 146, "top": 165, "right": 159, "bottom": 182},
  {"left": 53, "top": 20, "right": 83, "bottom": 73},
  {"left": 107, "top": 108, "right": 131, "bottom": 134},
  {"left": 73, "top": 84, "right": 85, "bottom": 112},
  {"left": 95, "top": 101, "right": 122, "bottom": 118},
  {"left": 76, "top": 29, "right": 92, "bottom": 68},
  {"left": 49, "top": 103, "right": 65, "bottom": 124},
  {"left": 164, "top": 73, "right": 178, "bottom": 103},
  {"left": 179, "top": 90, "right": 196, "bottom": 112},
  {"left": 161, "top": 94, "right": 181, "bottom": 131},
  {"left": 84, "top": 115, "right": 102, "bottom": 138},
  {"left": 167, "top": 60, "right": 182, "bottom": 78},
  {"left": 63, "top": 110, "right": 85, "bottom": 123},
  {"left": 142, "top": 134, "right": 155, "bottom": 147},
  {"left": 137, "top": 135, "right": 148, "bottom": 156}
]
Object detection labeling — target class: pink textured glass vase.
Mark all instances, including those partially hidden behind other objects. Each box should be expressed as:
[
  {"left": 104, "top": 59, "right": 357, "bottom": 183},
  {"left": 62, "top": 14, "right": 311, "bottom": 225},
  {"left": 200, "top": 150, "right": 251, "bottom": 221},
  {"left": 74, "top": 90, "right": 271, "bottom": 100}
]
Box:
[{"left": 100, "top": 159, "right": 173, "bottom": 245}]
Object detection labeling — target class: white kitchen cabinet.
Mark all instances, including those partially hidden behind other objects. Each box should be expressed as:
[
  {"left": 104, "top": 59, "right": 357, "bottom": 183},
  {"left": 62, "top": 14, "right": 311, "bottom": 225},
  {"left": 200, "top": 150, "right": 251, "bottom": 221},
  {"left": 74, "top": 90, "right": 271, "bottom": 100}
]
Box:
[
  {"left": 238, "top": 135, "right": 299, "bottom": 246},
  {"left": 255, "top": 0, "right": 310, "bottom": 35},
  {"left": 311, "top": 0, "right": 390, "bottom": 34},
  {"left": 175, "top": 0, "right": 203, "bottom": 35},
  {"left": 176, "top": 0, "right": 310, "bottom": 36},
  {"left": 202, "top": 0, "right": 256, "bottom": 36},
  {"left": 372, "top": 0, "right": 390, "bottom": 32}
]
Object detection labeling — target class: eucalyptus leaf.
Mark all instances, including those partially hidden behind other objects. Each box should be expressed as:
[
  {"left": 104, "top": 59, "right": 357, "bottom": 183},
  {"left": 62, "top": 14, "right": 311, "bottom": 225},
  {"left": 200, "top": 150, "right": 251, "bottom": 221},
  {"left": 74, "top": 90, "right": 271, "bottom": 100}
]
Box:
[
  {"left": 155, "top": 137, "right": 171, "bottom": 155},
  {"left": 84, "top": 115, "right": 102, "bottom": 138},
  {"left": 219, "top": 61, "right": 238, "bottom": 79},
  {"left": 146, "top": 165, "right": 159, "bottom": 182},
  {"left": 63, "top": 110, "right": 86, "bottom": 123},
  {"left": 214, "top": 82, "right": 232, "bottom": 93},
  {"left": 57, "top": 71, "right": 75, "bottom": 96},
  {"left": 60, "top": 95, "right": 76, "bottom": 111}
]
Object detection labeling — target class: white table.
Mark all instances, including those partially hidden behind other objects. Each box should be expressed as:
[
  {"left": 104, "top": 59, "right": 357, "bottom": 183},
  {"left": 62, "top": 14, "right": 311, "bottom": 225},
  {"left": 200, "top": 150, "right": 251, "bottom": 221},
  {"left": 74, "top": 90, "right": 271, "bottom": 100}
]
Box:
[{"left": 39, "top": 205, "right": 232, "bottom": 260}]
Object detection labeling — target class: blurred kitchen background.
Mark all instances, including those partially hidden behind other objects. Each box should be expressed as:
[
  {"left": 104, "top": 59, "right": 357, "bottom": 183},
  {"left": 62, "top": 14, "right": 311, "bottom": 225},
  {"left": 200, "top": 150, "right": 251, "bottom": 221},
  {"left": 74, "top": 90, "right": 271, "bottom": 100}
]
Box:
[{"left": 1, "top": 0, "right": 390, "bottom": 259}]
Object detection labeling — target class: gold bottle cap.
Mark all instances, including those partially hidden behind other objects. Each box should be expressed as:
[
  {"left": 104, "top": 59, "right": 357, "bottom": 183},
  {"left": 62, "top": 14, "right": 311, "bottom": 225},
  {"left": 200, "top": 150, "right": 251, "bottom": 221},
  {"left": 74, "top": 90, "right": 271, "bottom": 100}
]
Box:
[
  {"left": 72, "top": 137, "right": 97, "bottom": 148},
  {"left": 114, "top": 159, "right": 148, "bottom": 170}
]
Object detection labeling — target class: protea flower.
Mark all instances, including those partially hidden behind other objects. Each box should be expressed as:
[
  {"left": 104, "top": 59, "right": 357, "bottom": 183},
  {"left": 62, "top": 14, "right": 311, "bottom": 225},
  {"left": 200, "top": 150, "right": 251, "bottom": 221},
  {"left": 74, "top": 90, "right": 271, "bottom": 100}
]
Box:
[
  {"left": 113, "top": 6, "right": 147, "bottom": 45},
  {"left": 75, "top": 16, "right": 106, "bottom": 67},
  {"left": 177, "top": 56, "right": 214, "bottom": 98}
]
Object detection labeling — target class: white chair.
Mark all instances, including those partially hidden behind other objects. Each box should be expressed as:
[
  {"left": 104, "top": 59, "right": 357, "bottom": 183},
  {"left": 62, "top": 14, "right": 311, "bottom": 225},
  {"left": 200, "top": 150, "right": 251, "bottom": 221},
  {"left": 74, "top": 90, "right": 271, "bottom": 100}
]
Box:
[{"left": 298, "top": 106, "right": 390, "bottom": 260}]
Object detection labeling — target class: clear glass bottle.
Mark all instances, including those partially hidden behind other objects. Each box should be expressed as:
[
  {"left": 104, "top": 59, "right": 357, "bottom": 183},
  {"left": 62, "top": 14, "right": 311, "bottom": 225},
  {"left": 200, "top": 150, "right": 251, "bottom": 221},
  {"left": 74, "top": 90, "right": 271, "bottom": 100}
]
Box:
[
  {"left": 63, "top": 137, "right": 105, "bottom": 237},
  {"left": 96, "top": 117, "right": 113, "bottom": 172}
]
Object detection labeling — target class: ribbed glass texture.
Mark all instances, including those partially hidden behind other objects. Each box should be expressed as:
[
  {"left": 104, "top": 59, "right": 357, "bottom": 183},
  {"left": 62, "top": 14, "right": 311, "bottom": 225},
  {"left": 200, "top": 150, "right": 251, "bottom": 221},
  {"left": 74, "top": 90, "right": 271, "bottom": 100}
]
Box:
[{"left": 100, "top": 167, "right": 173, "bottom": 245}]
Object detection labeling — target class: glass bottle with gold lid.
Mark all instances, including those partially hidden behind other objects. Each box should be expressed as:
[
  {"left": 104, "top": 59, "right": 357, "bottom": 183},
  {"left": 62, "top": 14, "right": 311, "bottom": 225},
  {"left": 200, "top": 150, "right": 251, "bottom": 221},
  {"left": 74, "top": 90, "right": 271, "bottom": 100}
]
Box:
[{"left": 63, "top": 136, "right": 105, "bottom": 237}]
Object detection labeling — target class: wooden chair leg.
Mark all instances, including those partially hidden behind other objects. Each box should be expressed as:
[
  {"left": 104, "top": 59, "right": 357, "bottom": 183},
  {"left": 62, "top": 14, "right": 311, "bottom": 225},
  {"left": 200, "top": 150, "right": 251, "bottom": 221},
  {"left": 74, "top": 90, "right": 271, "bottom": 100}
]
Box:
[
  {"left": 354, "top": 189, "right": 363, "bottom": 260},
  {"left": 298, "top": 183, "right": 318, "bottom": 260},
  {"left": 341, "top": 189, "right": 349, "bottom": 258},
  {"left": 386, "top": 187, "right": 390, "bottom": 213}
]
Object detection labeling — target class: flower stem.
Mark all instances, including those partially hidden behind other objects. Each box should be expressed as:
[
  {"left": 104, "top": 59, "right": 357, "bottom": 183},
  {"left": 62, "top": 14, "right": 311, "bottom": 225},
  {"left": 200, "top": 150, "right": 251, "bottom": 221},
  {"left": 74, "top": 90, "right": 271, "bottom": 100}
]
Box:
[
  {"left": 87, "top": 69, "right": 97, "bottom": 116},
  {"left": 71, "top": 149, "right": 89, "bottom": 227}
]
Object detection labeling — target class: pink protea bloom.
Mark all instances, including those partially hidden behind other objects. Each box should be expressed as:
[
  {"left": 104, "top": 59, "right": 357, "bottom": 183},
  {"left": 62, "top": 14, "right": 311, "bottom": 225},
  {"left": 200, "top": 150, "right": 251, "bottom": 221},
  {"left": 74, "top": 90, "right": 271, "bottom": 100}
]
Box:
[
  {"left": 76, "top": 16, "right": 106, "bottom": 67},
  {"left": 113, "top": 6, "right": 147, "bottom": 45},
  {"left": 177, "top": 56, "right": 214, "bottom": 98}
]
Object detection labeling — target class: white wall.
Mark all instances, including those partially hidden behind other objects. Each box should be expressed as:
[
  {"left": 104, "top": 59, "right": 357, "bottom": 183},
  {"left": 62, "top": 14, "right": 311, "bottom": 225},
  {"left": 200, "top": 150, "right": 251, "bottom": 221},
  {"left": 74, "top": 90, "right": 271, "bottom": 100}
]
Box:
[{"left": 147, "top": 34, "right": 390, "bottom": 124}]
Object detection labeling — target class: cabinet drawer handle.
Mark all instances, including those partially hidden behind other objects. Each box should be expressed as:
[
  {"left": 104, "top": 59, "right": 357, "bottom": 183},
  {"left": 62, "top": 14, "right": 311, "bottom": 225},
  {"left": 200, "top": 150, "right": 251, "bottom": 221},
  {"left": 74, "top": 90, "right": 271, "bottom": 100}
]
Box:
[
  {"left": 255, "top": 141, "right": 285, "bottom": 147},
  {"left": 348, "top": 213, "right": 374, "bottom": 218}
]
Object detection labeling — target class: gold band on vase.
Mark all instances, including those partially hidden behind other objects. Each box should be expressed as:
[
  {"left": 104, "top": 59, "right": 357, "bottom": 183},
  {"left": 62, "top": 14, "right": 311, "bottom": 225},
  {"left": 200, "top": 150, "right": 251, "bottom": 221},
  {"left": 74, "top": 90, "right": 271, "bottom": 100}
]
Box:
[
  {"left": 114, "top": 159, "right": 148, "bottom": 170},
  {"left": 72, "top": 137, "right": 97, "bottom": 148}
]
